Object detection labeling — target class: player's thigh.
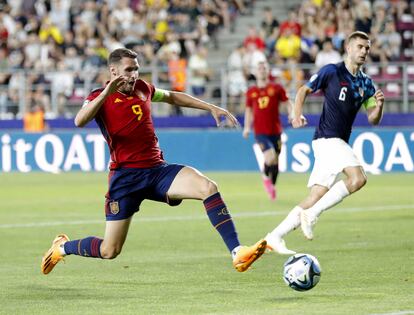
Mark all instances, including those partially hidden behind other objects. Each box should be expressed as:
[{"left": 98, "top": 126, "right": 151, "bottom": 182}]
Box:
[
  {"left": 102, "top": 217, "right": 132, "bottom": 251},
  {"left": 167, "top": 166, "right": 217, "bottom": 200},
  {"left": 299, "top": 184, "right": 329, "bottom": 209},
  {"left": 256, "top": 134, "right": 279, "bottom": 165},
  {"left": 343, "top": 165, "right": 366, "bottom": 180}
]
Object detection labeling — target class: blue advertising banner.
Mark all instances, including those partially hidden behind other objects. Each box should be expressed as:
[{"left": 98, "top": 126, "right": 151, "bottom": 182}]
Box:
[{"left": 0, "top": 128, "right": 413, "bottom": 173}]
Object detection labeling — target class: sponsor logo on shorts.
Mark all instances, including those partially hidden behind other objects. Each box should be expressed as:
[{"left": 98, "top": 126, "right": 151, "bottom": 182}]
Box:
[{"left": 109, "top": 201, "right": 120, "bottom": 215}]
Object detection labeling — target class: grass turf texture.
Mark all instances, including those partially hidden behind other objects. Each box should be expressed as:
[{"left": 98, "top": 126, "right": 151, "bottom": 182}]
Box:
[{"left": 0, "top": 172, "right": 413, "bottom": 315}]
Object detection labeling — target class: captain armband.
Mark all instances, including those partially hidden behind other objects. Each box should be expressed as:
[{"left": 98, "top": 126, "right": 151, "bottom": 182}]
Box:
[
  {"left": 363, "top": 96, "right": 376, "bottom": 110},
  {"left": 152, "top": 88, "right": 170, "bottom": 102}
]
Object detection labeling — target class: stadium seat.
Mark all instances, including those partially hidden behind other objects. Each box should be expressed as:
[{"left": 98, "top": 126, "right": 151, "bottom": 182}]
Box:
[
  {"left": 407, "top": 64, "right": 414, "bottom": 80},
  {"left": 383, "top": 82, "right": 402, "bottom": 98},
  {"left": 381, "top": 65, "right": 402, "bottom": 80},
  {"left": 408, "top": 83, "right": 414, "bottom": 96},
  {"left": 366, "top": 64, "right": 381, "bottom": 80}
]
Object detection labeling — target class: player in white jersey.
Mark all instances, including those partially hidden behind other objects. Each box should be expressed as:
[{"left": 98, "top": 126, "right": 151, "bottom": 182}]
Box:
[{"left": 263, "top": 31, "right": 385, "bottom": 254}]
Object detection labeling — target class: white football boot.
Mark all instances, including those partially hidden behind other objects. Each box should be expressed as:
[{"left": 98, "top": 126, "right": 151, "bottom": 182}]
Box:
[
  {"left": 265, "top": 234, "right": 296, "bottom": 255},
  {"left": 300, "top": 210, "right": 318, "bottom": 240}
]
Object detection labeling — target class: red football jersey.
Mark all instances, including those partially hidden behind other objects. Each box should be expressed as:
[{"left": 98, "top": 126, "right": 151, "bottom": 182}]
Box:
[
  {"left": 85, "top": 79, "right": 164, "bottom": 169},
  {"left": 246, "top": 82, "right": 288, "bottom": 135}
]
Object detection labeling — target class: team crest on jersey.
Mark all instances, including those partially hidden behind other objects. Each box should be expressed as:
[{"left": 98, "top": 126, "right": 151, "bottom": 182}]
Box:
[
  {"left": 358, "top": 87, "right": 364, "bottom": 97},
  {"left": 267, "top": 87, "right": 275, "bottom": 96},
  {"left": 109, "top": 201, "right": 120, "bottom": 215},
  {"left": 251, "top": 92, "right": 258, "bottom": 98}
]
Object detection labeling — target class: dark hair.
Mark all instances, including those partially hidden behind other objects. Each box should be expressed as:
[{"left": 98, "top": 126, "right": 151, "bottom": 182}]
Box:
[
  {"left": 108, "top": 48, "right": 138, "bottom": 66},
  {"left": 347, "top": 31, "right": 370, "bottom": 43}
]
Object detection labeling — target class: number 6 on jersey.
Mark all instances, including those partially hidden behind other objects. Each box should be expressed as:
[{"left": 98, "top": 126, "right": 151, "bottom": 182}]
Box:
[{"left": 339, "top": 87, "right": 347, "bottom": 101}]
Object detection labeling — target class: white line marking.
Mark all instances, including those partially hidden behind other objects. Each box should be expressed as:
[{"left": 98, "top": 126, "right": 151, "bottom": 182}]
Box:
[
  {"left": 369, "top": 311, "right": 414, "bottom": 315},
  {"left": 1, "top": 204, "right": 413, "bottom": 229}
]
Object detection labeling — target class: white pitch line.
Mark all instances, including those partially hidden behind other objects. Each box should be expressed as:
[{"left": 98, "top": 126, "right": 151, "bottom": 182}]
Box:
[
  {"left": 370, "top": 311, "right": 414, "bottom": 315},
  {"left": 0, "top": 204, "right": 413, "bottom": 229}
]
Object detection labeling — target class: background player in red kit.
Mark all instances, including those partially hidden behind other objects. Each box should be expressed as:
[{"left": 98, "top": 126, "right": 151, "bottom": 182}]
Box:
[
  {"left": 243, "top": 61, "right": 295, "bottom": 200},
  {"left": 41, "top": 48, "right": 266, "bottom": 274}
]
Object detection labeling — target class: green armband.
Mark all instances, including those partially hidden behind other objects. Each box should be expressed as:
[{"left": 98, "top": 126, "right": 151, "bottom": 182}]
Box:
[
  {"left": 152, "top": 88, "right": 169, "bottom": 102},
  {"left": 363, "top": 96, "right": 376, "bottom": 110}
]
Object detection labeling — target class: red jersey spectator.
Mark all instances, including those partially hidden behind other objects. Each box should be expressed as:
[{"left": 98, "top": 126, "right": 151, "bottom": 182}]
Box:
[{"left": 243, "top": 25, "right": 266, "bottom": 51}]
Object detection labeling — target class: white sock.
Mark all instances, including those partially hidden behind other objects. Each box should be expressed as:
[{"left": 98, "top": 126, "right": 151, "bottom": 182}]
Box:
[
  {"left": 307, "top": 180, "right": 350, "bottom": 217},
  {"left": 266, "top": 206, "right": 302, "bottom": 240},
  {"left": 231, "top": 245, "right": 242, "bottom": 259},
  {"left": 59, "top": 244, "right": 66, "bottom": 256}
]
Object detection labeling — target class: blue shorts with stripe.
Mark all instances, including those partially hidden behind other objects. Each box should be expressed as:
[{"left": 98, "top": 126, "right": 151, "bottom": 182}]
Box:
[
  {"left": 255, "top": 134, "right": 282, "bottom": 153},
  {"left": 105, "top": 163, "right": 185, "bottom": 221}
]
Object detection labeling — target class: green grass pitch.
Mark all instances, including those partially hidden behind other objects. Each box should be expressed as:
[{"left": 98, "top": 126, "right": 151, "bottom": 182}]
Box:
[{"left": 0, "top": 172, "right": 413, "bottom": 315}]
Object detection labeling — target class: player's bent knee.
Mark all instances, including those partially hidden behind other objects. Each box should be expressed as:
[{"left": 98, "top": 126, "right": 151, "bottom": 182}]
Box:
[
  {"left": 200, "top": 178, "right": 218, "bottom": 199},
  {"left": 349, "top": 176, "right": 367, "bottom": 192},
  {"left": 100, "top": 245, "right": 122, "bottom": 259}
]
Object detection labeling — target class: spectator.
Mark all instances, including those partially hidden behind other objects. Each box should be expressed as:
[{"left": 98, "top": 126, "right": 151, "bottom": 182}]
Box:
[
  {"left": 275, "top": 27, "right": 302, "bottom": 61},
  {"left": 315, "top": 39, "right": 342, "bottom": 70},
  {"left": 243, "top": 42, "right": 267, "bottom": 81},
  {"left": 23, "top": 104, "right": 48, "bottom": 132},
  {"left": 167, "top": 48, "right": 187, "bottom": 115},
  {"left": 354, "top": 1, "right": 372, "bottom": 34},
  {"left": 378, "top": 19, "right": 402, "bottom": 61},
  {"left": 243, "top": 25, "right": 266, "bottom": 51},
  {"left": 188, "top": 45, "right": 212, "bottom": 98},
  {"left": 38, "top": 16, "right": 64, "bottom": 45},
  {"left": 227, "top": 44, "right": 247, "bottom": 115},
  {"left": 279, "top": 9, "right": 301, "bottom": 37}
]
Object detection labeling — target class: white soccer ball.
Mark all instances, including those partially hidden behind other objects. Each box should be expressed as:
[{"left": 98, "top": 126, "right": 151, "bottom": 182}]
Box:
[{"left": 283, "top": 253, "right": 321, "bottom": 291}]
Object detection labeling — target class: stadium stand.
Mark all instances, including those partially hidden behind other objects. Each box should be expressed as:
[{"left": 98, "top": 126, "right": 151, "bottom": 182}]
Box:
[{"left": 0, "top": 0, "right": 413, "bottom": 123}]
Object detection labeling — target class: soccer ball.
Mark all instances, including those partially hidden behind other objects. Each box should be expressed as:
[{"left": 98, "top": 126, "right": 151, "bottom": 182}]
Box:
[{"left": 283, "top": 253, "right": 321, "bottom": 292}]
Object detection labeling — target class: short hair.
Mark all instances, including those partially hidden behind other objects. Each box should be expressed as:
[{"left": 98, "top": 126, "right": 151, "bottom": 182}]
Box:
[
  {"left": 108, "top": 48, "right": 137, "bottom": 66},
  {"left": 347, "top": 31, "right": 370, "bottom": 44}
]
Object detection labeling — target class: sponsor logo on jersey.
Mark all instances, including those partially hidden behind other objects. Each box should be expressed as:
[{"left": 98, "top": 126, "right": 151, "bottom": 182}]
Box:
[
  {"left": 109, "top": 201, "right": 120, "bottom": 214},
  {"left": 114, "top": 98, "right": 123, "bottom": 103},
  {"left": 137, "top": 91, "right": 147, "bottom": 101},
  {"left": 82, "top": 100, "right": 90, "bottom": 108},
  {"left": 251, "top": 92, "right": 258, "bottom": 98}
]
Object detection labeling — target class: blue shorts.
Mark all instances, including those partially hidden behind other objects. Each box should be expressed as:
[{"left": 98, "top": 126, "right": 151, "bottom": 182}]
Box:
[
  {"left": 255, "top": 134, "right": 282, "bottom": 154},
  {"left": 104, "top": 163, "right": 185, "bottom": 221}
]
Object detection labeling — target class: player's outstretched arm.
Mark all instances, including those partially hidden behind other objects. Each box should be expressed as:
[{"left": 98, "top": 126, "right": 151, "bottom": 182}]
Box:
[
  {"left": 157, "top": 89, "right": 240, "bottom": 128},
  {"left": 75, "top": 76, "right": 126, "bottom": 127},
  {"left": 291, "top": 85, "right": 311, "bottom": 128},
  {"left": 366, "top": 89, "right": 384, "bottom": 125}
]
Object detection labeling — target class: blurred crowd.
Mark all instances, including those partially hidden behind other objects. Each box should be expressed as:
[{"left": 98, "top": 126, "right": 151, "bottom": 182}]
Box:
[
  {"left": 0, "top": 0, "right": 413, "bottom": 123},
  {"left": 0, "top": 0, "right": 251, "bottom": 121},
  {"left": 226, "top": 0, "right": 414, "bottom": 114}
]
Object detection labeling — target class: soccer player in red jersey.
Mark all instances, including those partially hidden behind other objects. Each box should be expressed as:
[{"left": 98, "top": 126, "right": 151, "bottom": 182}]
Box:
[
  {"left": 243, "top": 61, "right": 294, "bottom": 201},
  {"left": 41, "top": 48, "right": 266, "bottom": 274}
]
